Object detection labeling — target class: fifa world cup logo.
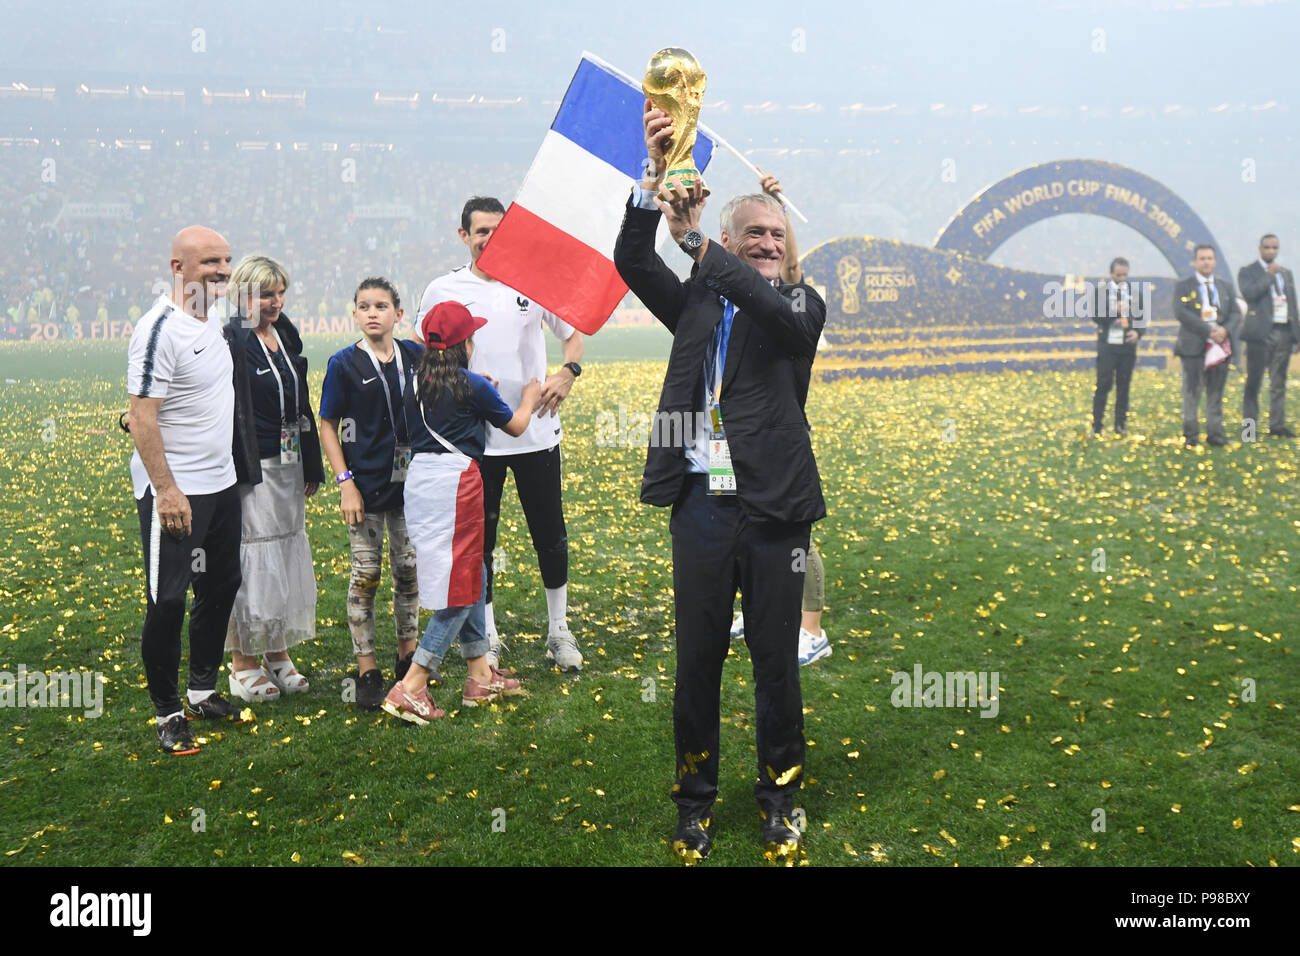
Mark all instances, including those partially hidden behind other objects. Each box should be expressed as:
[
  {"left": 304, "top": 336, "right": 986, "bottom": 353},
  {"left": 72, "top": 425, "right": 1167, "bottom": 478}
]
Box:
[
  {"left": 838, "top": 256, "right": 863, "bottom": 315},
  {"left": 643, "top": 48, "right": 709, "bottom": 197}
]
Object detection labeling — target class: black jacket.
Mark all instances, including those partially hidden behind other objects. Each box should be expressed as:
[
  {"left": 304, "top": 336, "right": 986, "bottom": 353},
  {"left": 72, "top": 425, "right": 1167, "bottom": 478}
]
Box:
[
  {"left": 223, "top": 312, "right": 324, "bottom": 486},
  {"left": 613, "top": 200, "right": 826, "bottom": 524},
  {"left": 1237, "top": 260, "right": 1299, "bottom": 344},
  {"left": 1091, "top": 279, "right": 1146, "bottom": 350}
]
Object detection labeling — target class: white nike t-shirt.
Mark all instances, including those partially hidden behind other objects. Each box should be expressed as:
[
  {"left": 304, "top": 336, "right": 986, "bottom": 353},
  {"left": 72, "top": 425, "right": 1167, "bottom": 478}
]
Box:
[
  {"left": 127, "top": 295, "right": 236, "bottom": 499},
  {"left": 416, "top": 267, "right": 576, "bottom": 456}
]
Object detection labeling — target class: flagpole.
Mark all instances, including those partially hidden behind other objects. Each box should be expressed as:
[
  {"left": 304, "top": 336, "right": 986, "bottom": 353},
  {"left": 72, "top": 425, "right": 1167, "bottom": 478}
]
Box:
[
  {"left": 701, "top": 128, "right": 809, "bottom": 224},
  {"left": 582, "top": 52, "right": 811, "bottom": 225}
]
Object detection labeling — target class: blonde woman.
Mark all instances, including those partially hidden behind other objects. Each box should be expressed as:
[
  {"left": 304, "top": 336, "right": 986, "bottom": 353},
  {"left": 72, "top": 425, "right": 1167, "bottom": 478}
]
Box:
[{"left": 221, "top": 255, "right": 323, "bottom": 700}]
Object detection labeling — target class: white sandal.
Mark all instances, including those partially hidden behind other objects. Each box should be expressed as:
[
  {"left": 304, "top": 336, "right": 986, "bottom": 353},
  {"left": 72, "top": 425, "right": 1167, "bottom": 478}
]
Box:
[
  {"left": 229, "top": 666, "right": 281, "bottom": 702},
  {"left": 264, "top": 658, "right": 309, "bottom": 696}
]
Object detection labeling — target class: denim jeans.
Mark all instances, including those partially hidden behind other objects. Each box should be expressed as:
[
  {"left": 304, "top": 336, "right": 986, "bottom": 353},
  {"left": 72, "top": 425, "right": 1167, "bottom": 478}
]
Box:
[{"left": 412, "top": 566, "right": 488, "bottom": 670}]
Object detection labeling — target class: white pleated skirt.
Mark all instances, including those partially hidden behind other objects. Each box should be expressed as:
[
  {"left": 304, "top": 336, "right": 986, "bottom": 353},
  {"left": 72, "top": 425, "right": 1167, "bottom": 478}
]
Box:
[{"left": 224, "top": 456, "right": 318, "bottom": 654}]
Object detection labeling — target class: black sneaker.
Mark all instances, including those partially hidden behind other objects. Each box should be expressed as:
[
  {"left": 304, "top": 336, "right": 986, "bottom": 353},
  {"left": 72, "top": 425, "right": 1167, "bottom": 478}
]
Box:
[
  {"left": 760, "top": 807, "right": 804, "bottom": 865},
  {"left": 357, "top": 668, "right": 385, "bottom": 711},
  {"left": 183, "top": 691, "right": 245, "bottom": 721},
  {"left": 671, "top": 811, "right": 714, "bottom": 865},
  {"left": 157, "top": 714, "right": 200, "bottom": 756},
  {"left": 396, "top": 651, "right": 442, "bottom": 687}
]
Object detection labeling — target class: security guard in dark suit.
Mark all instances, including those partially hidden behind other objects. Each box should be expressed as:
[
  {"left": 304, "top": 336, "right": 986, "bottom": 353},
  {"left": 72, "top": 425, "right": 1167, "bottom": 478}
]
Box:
[
  {"left": 1172, "top": 244, "right": 1241, "bottom": 446},
  {"left": 1091, "top": 257, "right": 1144, "bottom": 436},
  {"left": 614, "top": 100, "right": 826, "bottom": 865},
  {"left": 1239, "top": 234, "right": 1300, "bottom": 437}
]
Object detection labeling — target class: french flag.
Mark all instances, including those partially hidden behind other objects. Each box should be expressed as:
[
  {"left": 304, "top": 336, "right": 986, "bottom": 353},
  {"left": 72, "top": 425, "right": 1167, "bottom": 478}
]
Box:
[{"left": 477, "top": 52, "right": 715, "bottom": 335}]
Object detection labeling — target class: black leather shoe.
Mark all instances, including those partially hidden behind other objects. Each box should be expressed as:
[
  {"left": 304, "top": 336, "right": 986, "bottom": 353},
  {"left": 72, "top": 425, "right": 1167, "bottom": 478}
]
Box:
[
  {"left": 1269, "top": 426, "right": 1296, "bottom": 438},
  {"left": 1206, "top": 434, "right": 1229, "bottom": 447},
  {"left": 760, "top": 807, "right": 804, "bottom": 865},
  {"left": 671, "top": 812, "right": 713, "bottom": 865}
]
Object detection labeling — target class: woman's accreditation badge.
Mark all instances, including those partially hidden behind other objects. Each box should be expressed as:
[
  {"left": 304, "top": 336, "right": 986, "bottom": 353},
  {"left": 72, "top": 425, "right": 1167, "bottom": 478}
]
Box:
[{"left": 279, "top": 422, "right": 301, "bottom": 464}]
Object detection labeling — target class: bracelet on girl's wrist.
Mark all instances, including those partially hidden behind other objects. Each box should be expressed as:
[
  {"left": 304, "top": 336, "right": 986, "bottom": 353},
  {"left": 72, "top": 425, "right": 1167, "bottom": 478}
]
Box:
[{"left": 336, "top": 471, "right": 354, "bottom": 485}]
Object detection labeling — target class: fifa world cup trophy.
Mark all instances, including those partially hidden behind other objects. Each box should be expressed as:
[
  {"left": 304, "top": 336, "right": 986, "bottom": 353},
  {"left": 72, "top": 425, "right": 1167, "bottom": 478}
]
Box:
[{"left": 643, "top": 47, "right": 709, "bottom": 198}]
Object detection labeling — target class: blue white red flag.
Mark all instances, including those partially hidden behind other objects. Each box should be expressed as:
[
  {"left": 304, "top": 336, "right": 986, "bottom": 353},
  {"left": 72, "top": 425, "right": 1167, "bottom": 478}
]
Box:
[{"left": 477, "top": 52, "right": 715, "bottom": 335}]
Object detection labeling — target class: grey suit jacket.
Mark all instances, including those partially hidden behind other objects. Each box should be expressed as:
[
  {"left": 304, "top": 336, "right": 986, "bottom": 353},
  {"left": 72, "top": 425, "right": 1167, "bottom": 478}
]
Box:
[{"left": 1172, "top": 273, "right": 1241, "bottom": 361}]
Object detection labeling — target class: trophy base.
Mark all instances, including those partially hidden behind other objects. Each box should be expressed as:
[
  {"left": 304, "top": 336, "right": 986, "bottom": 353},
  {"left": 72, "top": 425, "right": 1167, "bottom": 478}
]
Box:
[{"left": 659, "top": 168, "right": 710, "bottom": 199}]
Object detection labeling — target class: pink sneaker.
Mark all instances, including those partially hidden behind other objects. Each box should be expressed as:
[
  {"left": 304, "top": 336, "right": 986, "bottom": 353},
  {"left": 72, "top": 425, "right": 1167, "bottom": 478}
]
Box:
[
  {"left": 381, "top": 682, "right": 445, "bottom": 725},
  {"left": 489, "top": 666, "right": 525, "bottom": 698},
  {"left": 461, "top": 675, "right": 498, "bottom": 708}
]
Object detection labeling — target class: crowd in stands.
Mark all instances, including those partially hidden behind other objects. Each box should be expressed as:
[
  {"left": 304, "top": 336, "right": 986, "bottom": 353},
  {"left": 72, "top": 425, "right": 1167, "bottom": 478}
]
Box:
[{"left": 5, "top": 136, "right": 1298, "bottom": 339}]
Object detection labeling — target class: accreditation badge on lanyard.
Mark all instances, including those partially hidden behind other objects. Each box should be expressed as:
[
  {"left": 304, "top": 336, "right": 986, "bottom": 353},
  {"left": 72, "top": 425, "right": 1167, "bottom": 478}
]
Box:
[
  {"left": 1107, "top": 284, "right": 1127, "bottom": 345},
  {"left": 706, "top": 301, "right": 736, "bottom": 495},
  {"left": 1200, "top": 283, "right": 1218, "bottom": 325},
  {"left": 1273, "top": 275, "right": 1288, "bottom": 324},
  {"left": 256, "top": 328, "right": 302, "bottom": 464},
  {"left": 359, "top": 340, "right": 412, "bottom": 482}
]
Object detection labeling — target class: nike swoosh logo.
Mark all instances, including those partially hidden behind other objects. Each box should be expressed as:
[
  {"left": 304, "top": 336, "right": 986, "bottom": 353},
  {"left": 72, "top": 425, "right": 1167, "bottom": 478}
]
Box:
[
  {"left": 193, "top": 346, "right": 207, "bottom": 354},
  {"left": 362, "top": 376, "right": 378, "bottom": 385},
  {"left": 256, "top": 367, "right": 273, "bottom": 375}
]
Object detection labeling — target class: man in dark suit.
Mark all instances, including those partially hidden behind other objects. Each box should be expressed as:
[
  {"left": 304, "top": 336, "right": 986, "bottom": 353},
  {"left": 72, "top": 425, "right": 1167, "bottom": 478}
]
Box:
[
  {"left": 1173, "top": 244, "right": 1241, "bottom": 446},
  {"left": 614, "top": 100, "right": 826, "bottom": 865},
  {"left": 1090, "top": 257, "right": 1144, "bottom": 436},
  {"left": 1239, "top": 234, "right": 1300, "bottom": 438}
]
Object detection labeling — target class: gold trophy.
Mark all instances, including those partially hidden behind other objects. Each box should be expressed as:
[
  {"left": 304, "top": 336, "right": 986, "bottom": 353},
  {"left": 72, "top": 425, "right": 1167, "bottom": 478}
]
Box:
[{"left": 643, "top": 47, "right": 709, "bottom": 198}]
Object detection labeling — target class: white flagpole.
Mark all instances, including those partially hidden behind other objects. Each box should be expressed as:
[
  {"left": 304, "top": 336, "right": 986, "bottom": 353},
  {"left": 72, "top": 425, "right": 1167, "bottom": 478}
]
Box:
[
  {"left": 581, "top": 51, "right": 811, "bottom": 224},
  {"left": 700, "top": 124, "right": 809, "bottom": 224}
]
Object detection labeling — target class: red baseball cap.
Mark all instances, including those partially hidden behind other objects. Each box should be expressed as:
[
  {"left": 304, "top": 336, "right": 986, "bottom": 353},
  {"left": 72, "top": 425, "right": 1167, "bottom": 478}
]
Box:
[{"left": 421, "top": 301, "right": 487, "bottom": 350}]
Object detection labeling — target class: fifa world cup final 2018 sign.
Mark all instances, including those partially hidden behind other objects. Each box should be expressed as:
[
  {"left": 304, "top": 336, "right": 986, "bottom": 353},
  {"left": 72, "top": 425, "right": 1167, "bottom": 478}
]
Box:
[{"left": 800, "top": 159, "right": 1232, "bottom": 380}]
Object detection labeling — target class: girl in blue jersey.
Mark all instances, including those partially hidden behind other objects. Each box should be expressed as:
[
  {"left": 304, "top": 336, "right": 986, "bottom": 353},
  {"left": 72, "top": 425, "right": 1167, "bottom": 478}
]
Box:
[{"left": 319, "top": 278, "right": 422, "bottom": 710}]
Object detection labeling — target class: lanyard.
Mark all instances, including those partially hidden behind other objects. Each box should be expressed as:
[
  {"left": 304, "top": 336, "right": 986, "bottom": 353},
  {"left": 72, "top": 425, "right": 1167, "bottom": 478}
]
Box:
[
  {"left": 1109, "top": 281, "right": 1128, "bottom": 311},
  {"left": 416, "top": 398, "right": 471, "bottom": 463},
  {"left": 705, "top": 299, "right": 736, "bottom": 406},
  {"left": 358, "top": 339, "right": 407, "bottom": 438},
  {"left": 1201, "top": 279, "right": 1219, "bottom": 309},
  {"left": 1276, "top": 272, "right": 1286, "bottom": 297},
  {"left": 255, "top": 327, "right": 299, "bottom": 425}
]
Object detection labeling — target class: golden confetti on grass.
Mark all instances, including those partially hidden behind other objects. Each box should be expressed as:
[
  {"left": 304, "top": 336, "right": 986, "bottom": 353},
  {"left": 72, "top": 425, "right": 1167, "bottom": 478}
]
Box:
[
  {"left": 342, "top": 850, "right": 364, "bottom": 865},
  {"left": 1232, "top": 818, "right": 1243, "bottom": 829}
]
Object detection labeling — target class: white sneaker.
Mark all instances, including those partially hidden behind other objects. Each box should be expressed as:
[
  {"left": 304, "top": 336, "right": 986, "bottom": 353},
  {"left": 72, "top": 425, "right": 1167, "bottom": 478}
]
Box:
[
  {"left": 797, "top": 627, "right": 831, "bottom": 666},
  {"left": 485, "top": 632, "right": 504, "bottom": 672},
  {"left": 546, "top": 623, "right": 584, "bottom": 671},
  {"left": 730, "top": 613, "right": 745, "bottom": 641}
]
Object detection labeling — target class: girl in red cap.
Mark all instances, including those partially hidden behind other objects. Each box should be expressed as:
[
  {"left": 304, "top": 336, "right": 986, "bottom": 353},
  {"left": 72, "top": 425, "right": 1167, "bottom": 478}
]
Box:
[{"left": 383, "top": 301, "right": 540, "bottom": 722}]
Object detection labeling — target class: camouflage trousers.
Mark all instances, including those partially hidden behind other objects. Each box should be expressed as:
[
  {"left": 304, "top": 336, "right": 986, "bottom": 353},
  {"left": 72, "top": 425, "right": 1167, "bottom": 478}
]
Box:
[{"left": 345, "top": 509, "right": 419, "bottom": 658}]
